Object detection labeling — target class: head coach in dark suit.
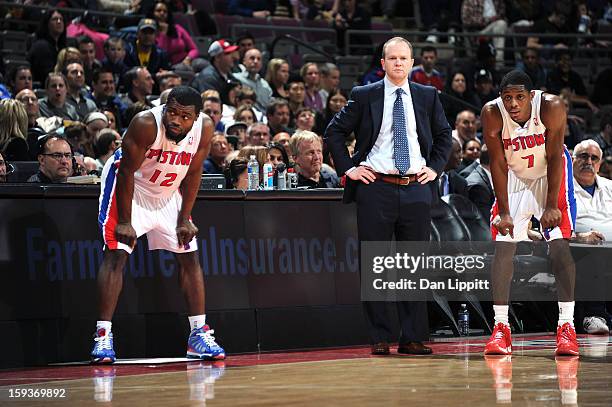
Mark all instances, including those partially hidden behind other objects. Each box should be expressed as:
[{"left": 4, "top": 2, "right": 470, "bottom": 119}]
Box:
[{"left": 324, "top": 37, "right": 452, "bottom": 356}]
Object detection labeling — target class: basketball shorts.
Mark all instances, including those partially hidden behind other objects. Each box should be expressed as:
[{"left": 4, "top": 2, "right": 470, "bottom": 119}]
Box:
[
  {"left": 490, "top": 148, "right": 576, "bottom": 242},
  {"left": 97, "top": 153, "right": 198, "bottom": 254}
]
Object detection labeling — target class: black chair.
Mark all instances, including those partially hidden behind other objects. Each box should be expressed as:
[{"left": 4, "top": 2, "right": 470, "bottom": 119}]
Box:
[
  {"left": 443, "top": 194, "right": 491, "bottom": 242},
  {"left": 6, "top": 161, "right": 39, "bottom": 182}
]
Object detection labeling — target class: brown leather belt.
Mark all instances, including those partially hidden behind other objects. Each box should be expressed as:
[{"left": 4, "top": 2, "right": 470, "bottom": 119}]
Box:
[{"left": 374, "top": 172, "right": 418, "bottom": 185}]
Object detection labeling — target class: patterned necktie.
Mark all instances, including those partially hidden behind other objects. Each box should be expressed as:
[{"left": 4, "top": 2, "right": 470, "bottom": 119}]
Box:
[{"left": 393, "top": 88, "right": 410, "bottom": 174}]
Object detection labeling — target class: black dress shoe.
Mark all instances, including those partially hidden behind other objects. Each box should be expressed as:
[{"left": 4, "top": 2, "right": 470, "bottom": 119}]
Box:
[
  {"left": 397, "top": 341, "right": 433, "bottom": 355},
  {"left": 371, "top": 342, "right": 390, "bottom": 355}
]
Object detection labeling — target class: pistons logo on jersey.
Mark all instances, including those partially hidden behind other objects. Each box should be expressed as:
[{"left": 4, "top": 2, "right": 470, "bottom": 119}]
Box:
[{"left": 503, "top": 133, "right": 546, "bottom": 152}]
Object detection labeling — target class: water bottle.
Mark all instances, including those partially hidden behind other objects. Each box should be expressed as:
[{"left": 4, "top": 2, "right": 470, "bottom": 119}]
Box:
[
  {"left": 247, "top": 155, "right": 259, "bottom": 190},
  {"left": 276, "top": 163, "right": 287, "bottom": 190},
  {"left": 578, "top": 14, "right": 590, "bottom": 33},
  {"left": 287, "top": 168, "right": 298, "bottom": 189},
  {"left": 262, "top": 162, "right": 274, "bottom": 190},
  {"left": 458, "top": 304, "right": 470, "bottom": 336}
]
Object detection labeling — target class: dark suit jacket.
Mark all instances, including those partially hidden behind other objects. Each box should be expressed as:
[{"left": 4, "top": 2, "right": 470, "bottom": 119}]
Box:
[
  {"left": 324, "top": 80, "right": 452, "bottom": 203},
  {"left": 466, "top": 165, "right": 495, "bottom": 221},
  {"left": 441, "top": 170, "right": 469, "bottom": 198}
]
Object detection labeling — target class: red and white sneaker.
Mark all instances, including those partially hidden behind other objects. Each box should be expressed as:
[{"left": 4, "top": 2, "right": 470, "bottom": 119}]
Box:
[
  {"left": 484, "top": 322, "right": 512, "bottom": 355},
  {"left": 556, "top": 322, "right": 579, "bottom": 356}
]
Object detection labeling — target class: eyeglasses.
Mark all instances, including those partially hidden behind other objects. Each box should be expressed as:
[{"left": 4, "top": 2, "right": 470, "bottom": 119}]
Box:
[
  {"left": 575, "top": 153, "right": 600, "bottom": 163},
  {"left": 42, "top": 152, "right": 73, "bottom": 161}
]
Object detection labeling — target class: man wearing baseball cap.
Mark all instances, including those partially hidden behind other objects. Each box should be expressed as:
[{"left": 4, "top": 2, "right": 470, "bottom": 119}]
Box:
[
  {"left": 192, "top": 39, "right": 239, "bottom": 94},
  {"left": 124, "top": 18, "right": 171, "bottom": 76}
]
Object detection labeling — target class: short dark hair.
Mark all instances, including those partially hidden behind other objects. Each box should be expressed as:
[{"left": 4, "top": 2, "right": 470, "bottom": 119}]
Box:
[
  {"left": 499, "top": 70, "right": 533, "bottom": 92},
  {"left": 103, "top": 36, "right": 124, "bottom": 50},
  {"left": 37, "top": 134, "right": 72, "bottom": 156},
  {"left": 96, "top": 129, "right": 119, "bottom": 156},
  {"left": 203, "top": 96, "right": 221, "bottom": 105},
  {"left": 421, "top": 45, "right": 437, "bottom": 56},
  {"left": 167, "top": 86, "right": 204, "bottom": 113},
  {"left": 266, "top": 98, "right": 289, "bottom": 116},
  {"left": 8, "top": 64, "right": 31, "bottom": 86},
  {"left": 92, "top": 67, "right": 114, "bottom": 84},
  {"left": 123, "top": 67, "right": 140, "bottom": 91},
  {"left": 226, "top": 157, "right": 248, "bottom": 188},
  {"left": 77, "top": 35, "right": 95, "bottom": 47}
]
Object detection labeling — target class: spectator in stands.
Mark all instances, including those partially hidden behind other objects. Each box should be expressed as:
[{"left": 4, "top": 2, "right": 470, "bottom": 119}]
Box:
[
  {"left": 571, "top": 139, "right": 612, "bottom": 335},
  {"left": 317, "top": 88, "right": 347, "bottom": 135},
  {"left": 452, "top": 110, "right": 478, "bottom": 146},
  {"left": 246, "top": 123, "right": 271, "bottom": 147},
  {"left": 234, "top": 48, "right": 273, "bottom": 112},
  {"left": 121, "top": 67, "right": 154, "bottom": 108},
  {"left": 527, "top": 3, "right": 571, "bottom": 50},
  {"left": 437, "top": 138, "right": 468, "bottom": 197},
  {"left": 7, "top": 65, "right": 33, "bottom": 96},
  {"left": 64, "top": 62, "right": 98, "bottom": 121},
  {"left": 53, "top": 47, "right": 83, "bottom": 77},
  {"left": 226, "top": 121, "right": 248, "bottom": 149},
  {"left": 233, "top": 105, "right": 257, "bottom": 126},
  {"left": 235, "top": 87, "right": 265, "bottom": 122},
  {"left": 227, "top": 0, "right": 274, "bottom": 18},
  {"left": 474, "top": 69, "right": 497, "bottom": 107},
  {"left": 94, "top": 128, "right": 121, "bottom": 173},
  {"left": 266, "top": 58, "right": 290, "bottom": 99},
  {"left": 158, "top": 71, "right": 182, "bottom": 93},
  {"left": 291, "top": 130, "right": 339, "bottom": 188},
  {"left": 442, "top": 72, "right": 481, "bottom": 128},
  {"left": 287, "top": 76, "right": 306, "bottom": 127},
  {"left": 559, "top": 93, "right": 585, "bottom": 150},
  {"left": 516, "top": 47, "right": 547, "bottom": 90},
  {"left": 267, "top": 98, "right": 292, "bottom": 135},
  {"left": 226, "top": 157, "right": 249, "bottom": 190},
  {"left": 0, "top": 152, "right": 7, "bottom": 182},
  {"left": 360, "top": 43, "right": 385, "bottom": 85},
  {"left": 295, "top": 106, "right": 317, "bottom": 133},
  {"left": 147, "top": 1, "right": 198, "bottom": 67},
  {"left": 466, "top": 143, "right": 494, "bottom": 221},
  {"left": 0, "top": 99, "right": 29, "bottom": 161},
  {"left": 591, "top": 58, "right": 612, "bottom": 106},
  {"left": 301, "top": 63, "right": 324, "bottom": 113},
  {"left": 84, "top": 111, "right": 109, "bottom": 157},
  {"left": 272, "top": 131, "right": 291, "bottom": 156},
  {"left": 419, "top": 0, "right": 461, "bottom": 43},
  {"left": 28, "top": 10, "right": 68, "bottom": 83},
  {"left": 409, "top": 46, "right": 444, "bottom": 91},
  {"left": 458, "top": 138, "right": 481, "bottom": 173},
  {"left": 461, "top": 0, "right": 508, "bottom": 64},
  {"left": 91, "top": 68, "right": 127, "bottom": 127},
  {"left": 102, "top": 37, "right": 128, "bottom": 87},
  {"left": 238, "top": 145, "right": 269, "bottom": 182},
  {"left": 204, "top": 134, "right": 230, "bottom": 174},
  {"left": 192, "top": 39, "right": 239, "bottom": 94},
  {"left": 203, "top": 96, "right": 223, "bottom": 132},
  {"left": 333, "top": 0, "right": 372, "bottom": 55},
  {"left": 15, "top": 89, "right": 41, "bottom": 130},
  {"left": 318, "top": 63, "right": 340, "bottom": 106},
  {"left": 268, "top": 142, "right": 289, "bottom": 169},
  {"left": 123, "top": 101, "right": 151, "bottom": 127},
  {"left": 28, "top": 135, "right": 73, "bottom": 183},
  {"left": 590, "top": 109, "right": 612, "bottom": 159},
  {"left": 39, "top": 73, "right": 79, "bottom": 121},
  {"left": 124, "top": 19, "right": 171, "bottom": 76},
  {"left": 547, "top": 50, "right": 598, "bottom": 112},
  {"left": 236, "top": 32, "right": 256, "bottom": 62},
  {"left": 220, "top": 80, "right": 243, "bottom": 125},
  {"left": 103, "top": 109, "right": 118, "bottom": 131},
  {"left": 78, "top": 35, "right": 102, "bottom": 86}
]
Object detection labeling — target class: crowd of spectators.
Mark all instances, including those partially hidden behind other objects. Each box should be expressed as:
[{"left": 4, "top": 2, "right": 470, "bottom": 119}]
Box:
[{"left": 0, "top": 0, "right": 610, "bottom": 196}]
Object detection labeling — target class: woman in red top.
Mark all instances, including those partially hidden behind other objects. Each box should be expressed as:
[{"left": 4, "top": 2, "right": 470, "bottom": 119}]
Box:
[{"left": 148, "top": 1, "right": 199, "bottom": 66}]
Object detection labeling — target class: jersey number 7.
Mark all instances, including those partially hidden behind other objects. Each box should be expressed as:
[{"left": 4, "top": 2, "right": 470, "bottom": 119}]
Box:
[{"left": 521, "top": 154, "right": 534, "bottom": 168}]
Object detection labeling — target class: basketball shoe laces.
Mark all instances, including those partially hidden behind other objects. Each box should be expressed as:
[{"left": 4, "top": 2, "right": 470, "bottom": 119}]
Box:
[
  {"left": 94, "top": 333, "right": 113, "bottom": 351},
  {"left": 197, "top": 329, "right": 218, "bottom": 347},
  {"left": 493, "top": 325, "right": 506, "bottom": 341},
  {"left": 559, "top": 323, "right": 575, "bottom": 342}
]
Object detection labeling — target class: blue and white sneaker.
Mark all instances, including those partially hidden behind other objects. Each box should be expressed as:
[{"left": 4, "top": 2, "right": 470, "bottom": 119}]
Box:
[
  {"left": 91, "top": 328, "right": 116, "bottom": 364},
  {"left": 186, "top": 325, "right": 226, "bottom": 360}
]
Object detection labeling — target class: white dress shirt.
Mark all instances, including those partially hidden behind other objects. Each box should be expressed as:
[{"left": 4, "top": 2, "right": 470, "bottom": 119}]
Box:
[
  {"left": 573, "top": 175, "right": 612, "bottom": 239},
  {"left": 361, "top": 76, "right": 426, "bottom": 174}
]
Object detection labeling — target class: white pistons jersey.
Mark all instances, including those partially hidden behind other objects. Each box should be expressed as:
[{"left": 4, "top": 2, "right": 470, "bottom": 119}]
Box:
[
  {"left": 495, "top": 90, "right": 547, "bottom": 180},
  {"left": 133, "top": 105, "right": 203, "bottom": 199}
]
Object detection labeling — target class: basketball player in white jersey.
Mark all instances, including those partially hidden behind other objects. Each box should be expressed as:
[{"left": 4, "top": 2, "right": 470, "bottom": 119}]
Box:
[
  {"left": 482, "top": 70, "right": 578, "bottom": 356},
  {"left": 91, "top": 86, "right": 225, "bottom": 363}
]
